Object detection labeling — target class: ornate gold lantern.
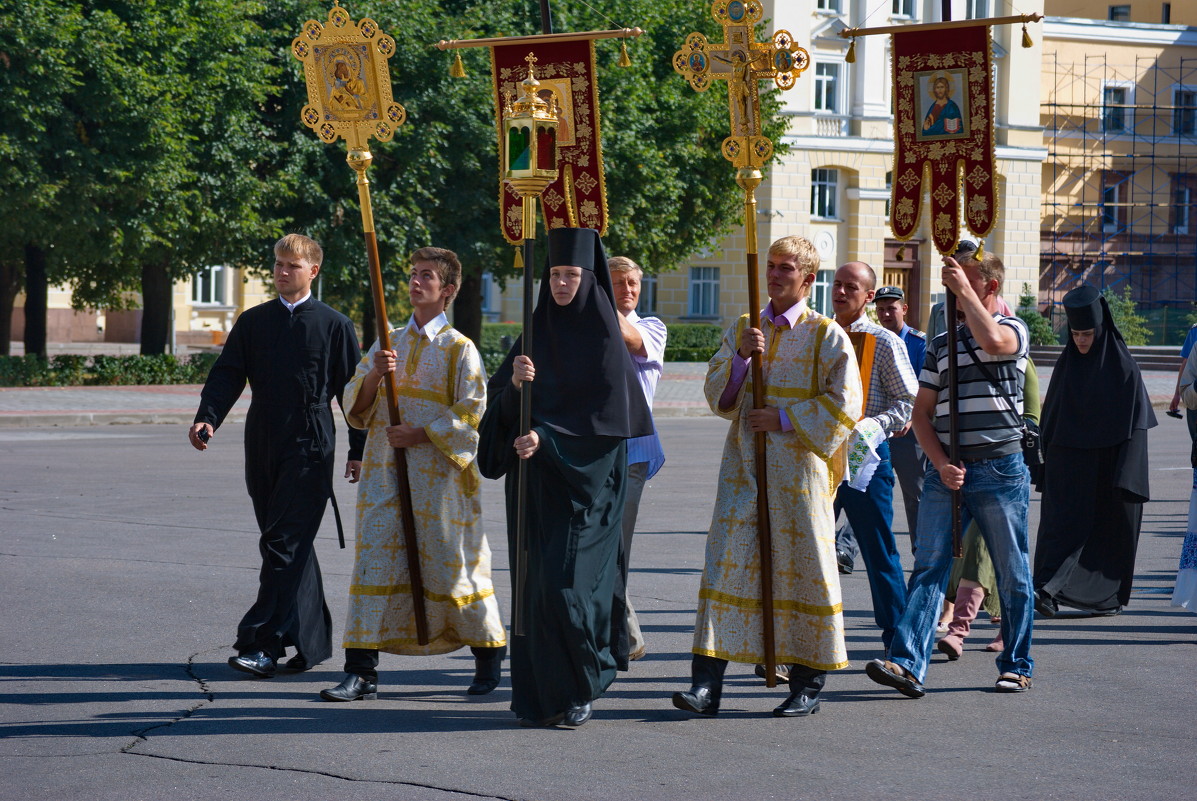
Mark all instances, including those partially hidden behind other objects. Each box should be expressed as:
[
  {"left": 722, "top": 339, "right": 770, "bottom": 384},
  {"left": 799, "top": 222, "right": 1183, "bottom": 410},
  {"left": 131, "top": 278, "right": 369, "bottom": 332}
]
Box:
[{"left": 502, "top": 53, "right": 560, "bottom": 205}]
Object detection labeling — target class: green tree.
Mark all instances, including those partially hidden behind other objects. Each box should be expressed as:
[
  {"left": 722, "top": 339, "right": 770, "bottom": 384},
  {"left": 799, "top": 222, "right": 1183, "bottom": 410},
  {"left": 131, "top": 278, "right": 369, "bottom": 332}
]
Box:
[
  {"left": 1016, "top": 282, "right": 1058, "bottom": 346},
  {"left": 1103, "top": 285, "right": 1150, "bottom": 346}
]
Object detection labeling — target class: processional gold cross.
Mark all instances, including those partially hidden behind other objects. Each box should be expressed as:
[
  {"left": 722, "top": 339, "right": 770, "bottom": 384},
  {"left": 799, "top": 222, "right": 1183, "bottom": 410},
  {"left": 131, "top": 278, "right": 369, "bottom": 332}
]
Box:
[
  {"left": 673, "top": 0, "right": 810, "bottom": 689},
  {"left": 672, "top": 0, "right": 809, "bottom": 168}
]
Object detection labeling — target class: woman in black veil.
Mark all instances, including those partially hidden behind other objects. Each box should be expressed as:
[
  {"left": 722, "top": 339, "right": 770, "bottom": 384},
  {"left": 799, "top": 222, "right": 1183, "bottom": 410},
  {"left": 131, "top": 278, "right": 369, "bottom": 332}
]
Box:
[
  {"left": 478, "top": 228, "right": 653, "bottom": 727},
  {"left": 1033, "top": 285, "right": 1156, "bottom": 616}
]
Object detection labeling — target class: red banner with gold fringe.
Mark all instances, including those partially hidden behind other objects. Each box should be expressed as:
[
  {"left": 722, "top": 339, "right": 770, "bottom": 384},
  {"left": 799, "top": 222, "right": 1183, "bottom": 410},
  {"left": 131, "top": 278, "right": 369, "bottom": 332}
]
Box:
[
  {"left": 890, "top": 24, "right": 996, "bottom": 254},
  {"left": 491, "top": 40, "right": 608, "bottom": 244}
]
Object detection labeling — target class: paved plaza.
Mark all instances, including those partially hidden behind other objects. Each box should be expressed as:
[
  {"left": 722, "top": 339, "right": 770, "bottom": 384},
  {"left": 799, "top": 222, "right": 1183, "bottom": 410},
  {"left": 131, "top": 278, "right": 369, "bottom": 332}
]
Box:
[{"left": 0, "top": 377, "right": 1194, "bottom": 800}]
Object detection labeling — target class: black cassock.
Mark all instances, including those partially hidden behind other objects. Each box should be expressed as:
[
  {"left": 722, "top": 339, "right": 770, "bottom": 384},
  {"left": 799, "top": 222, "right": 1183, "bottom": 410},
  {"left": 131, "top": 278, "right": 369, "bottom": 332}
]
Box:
[
  {"left": 478, "top": 384, "right": 627, "bottom": 722},
  {"left": 194, "top": 298, "right": 363, "bottom": 664}
]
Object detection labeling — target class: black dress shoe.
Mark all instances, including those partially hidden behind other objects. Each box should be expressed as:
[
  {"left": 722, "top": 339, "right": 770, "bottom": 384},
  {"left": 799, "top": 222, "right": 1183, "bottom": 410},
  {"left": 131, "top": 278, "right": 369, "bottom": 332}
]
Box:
[
  {"left": 836, "top": 548, "right": 854, "bottom": 575},
  {"left": 1034, "top": 590, "right": 1058, "bottom": 618},
  {"left": 773, "top": 691, "right": 821, "bottom": 717},
  {"left": 282, "top": 654, "right": 309, "bottom": 672},
  {"left": 319, "top": 674, "right": 378, "bottom": 702},
  {"left": 561, "top": 702, "right": 592, "bottom": 727},
  {"left": 467, "top": 648, "right": 504, "bottom": 695},
  {"left": 671, "top": 686, "right": 719, "bottom": 716},
  {"left": 228, "top": 651, "right": 276, "bottom": 678}
]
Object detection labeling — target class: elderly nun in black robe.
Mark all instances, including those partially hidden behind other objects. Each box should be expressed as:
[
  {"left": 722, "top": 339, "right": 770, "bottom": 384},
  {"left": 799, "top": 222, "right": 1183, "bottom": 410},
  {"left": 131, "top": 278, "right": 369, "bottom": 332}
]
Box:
[
  {"left": 478, "top": 228, "right": 653, "bottom": 727},
  {"left": 1033, "top": 285, "right": 1156, "bottom": 616}
]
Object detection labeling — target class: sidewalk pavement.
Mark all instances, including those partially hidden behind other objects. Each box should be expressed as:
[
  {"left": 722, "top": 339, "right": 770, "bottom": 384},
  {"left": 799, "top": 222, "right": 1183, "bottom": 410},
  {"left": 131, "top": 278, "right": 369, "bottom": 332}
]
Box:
[{"left": 0, "top": 362, "right": 1181, "bottom": 427}]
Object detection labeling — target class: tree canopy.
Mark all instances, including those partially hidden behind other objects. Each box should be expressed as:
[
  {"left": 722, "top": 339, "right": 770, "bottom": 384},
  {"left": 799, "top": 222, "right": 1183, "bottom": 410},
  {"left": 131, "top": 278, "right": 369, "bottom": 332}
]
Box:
[{"left": 2, "top": 0, "right": 790, "bottom": 351}]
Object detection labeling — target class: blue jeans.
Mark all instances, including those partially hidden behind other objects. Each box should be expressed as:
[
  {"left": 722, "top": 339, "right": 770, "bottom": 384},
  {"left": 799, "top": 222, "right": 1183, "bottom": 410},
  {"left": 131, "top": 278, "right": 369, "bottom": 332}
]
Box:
[
  {"left": 889, "top": 451, "right": 1033, "bottom": 683},
  {"left": 834, "top": 442, "right": 906, "bottom": 650}
]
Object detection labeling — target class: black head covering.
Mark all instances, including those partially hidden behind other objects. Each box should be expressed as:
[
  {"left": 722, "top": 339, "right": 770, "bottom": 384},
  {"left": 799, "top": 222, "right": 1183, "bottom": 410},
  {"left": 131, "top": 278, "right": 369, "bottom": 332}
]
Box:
[
  {"left": 1040, "top": 285, "right": 1156, "bottom": 449},
  {"left": 488, "top": 228, "right": 654, "bottom": 439},
  {"left": 1062, "top": 284, "right": 1103, "bottom": 338}
]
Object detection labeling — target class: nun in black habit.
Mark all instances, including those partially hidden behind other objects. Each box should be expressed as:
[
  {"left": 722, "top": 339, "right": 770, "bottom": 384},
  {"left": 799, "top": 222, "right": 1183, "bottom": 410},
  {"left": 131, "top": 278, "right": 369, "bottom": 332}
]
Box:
[
  {"left": 478, "top": 228, "right": 653, "bottom": 727},
  {"left": 1033, "top": 285, "right": 1156, "bottom": 616}
]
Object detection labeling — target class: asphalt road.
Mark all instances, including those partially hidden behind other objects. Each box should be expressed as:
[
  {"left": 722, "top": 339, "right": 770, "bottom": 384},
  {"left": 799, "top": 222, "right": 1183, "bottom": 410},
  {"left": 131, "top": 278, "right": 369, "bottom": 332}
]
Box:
[{"left": 1, "top": 419, "right": 1193, "bottom": 801}]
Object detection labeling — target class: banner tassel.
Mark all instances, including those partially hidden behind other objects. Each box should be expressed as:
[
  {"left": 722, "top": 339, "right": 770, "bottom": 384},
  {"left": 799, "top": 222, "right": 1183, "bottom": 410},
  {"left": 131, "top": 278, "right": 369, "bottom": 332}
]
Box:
[
  {"left": 846, "top": 39, "right": 856, "bottom": 64},
  {"left": 895, "top": 243, "right": 905, "bottom": 261},
  {"left": 450, "top": 51, "right": 466, "bottom": 78},
  {"left": 976, "top": 239, "right": 985, "bottom": 259},
  {"left": 619, "top": 40, "right": 632, "bottom": 68},
  {"left": 1021, "top": 24, "right": 1033, "bottom": 48},
  {"left": 513, "top": 246, "right": 524, "bottom": 271}
]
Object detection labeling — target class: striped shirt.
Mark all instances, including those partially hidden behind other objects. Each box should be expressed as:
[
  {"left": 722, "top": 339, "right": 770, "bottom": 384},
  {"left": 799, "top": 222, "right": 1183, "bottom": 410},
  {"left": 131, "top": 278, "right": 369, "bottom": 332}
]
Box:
[{"left": 920, "top": 313, "right": 1028, "bottom": 459}]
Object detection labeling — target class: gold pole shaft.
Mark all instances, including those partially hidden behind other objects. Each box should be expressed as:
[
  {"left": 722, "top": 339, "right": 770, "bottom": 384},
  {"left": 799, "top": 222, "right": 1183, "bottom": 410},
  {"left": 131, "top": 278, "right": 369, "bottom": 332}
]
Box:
[
  {"left": 736, "top": 167, "right": 776, "bottom": 688},
  {"left": 348, "top": 148, "right": 431, "bottom": 646}
]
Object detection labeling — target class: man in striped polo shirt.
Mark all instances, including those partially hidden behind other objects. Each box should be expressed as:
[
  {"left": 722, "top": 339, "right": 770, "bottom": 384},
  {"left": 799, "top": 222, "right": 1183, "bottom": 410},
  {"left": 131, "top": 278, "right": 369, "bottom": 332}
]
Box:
[{"left": 866, "top": 247, "right": 1035, "bottom": 697}]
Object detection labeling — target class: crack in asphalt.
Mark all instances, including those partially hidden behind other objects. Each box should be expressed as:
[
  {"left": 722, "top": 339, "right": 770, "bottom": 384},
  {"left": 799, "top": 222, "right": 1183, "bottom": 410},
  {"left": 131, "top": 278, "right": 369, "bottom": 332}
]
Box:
[
  {"left": 121, "top": 648, "right": 218, "bottom": 754},
  {"left": 123, "top": 751, "right": 517, "bottom": 798},
  {"left": 117, "top": 649, "right": 515, "bottom": 800}
]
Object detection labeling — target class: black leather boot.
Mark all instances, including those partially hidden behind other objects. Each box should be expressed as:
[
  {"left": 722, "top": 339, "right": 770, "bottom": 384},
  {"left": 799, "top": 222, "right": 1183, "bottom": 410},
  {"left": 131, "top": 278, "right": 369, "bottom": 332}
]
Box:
[
  {"left": 468, "top": 645, "right": 505, "bottom": 695},
  {"left": 773, "top": 664, "right": 826, "bottom": 717},
  {"left": 672, "top": 654, "right": 727, "bottom": 716}
]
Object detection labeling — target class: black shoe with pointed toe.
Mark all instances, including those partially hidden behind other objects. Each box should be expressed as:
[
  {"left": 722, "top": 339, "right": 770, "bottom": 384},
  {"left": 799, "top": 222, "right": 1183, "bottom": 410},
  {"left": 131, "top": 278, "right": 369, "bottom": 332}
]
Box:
[
  {"left": 562, "top": 702, "right": 592, "bottom": 727},
  {"left": 319, "top": 674, "right": 378, "bottom": 702},
  {"left": 282, "top": 654, "right": 309, "bottom": 673},
  {"left": 228, "top": 651, "right": 276, "bottom": 678},
  {"left": 671, "top": 686, "right": 720, "bottom": 716},
  {"left": 772, "top": 691, "right": 821, "bottom": 717}
]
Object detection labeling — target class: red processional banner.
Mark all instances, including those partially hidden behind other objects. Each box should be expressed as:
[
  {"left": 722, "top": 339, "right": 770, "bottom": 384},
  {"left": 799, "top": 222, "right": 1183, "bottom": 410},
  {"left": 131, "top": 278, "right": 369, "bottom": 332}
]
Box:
[
  {"left": 491, "top": 39, "right": 608, "bottom": 244},
  {"left": 890, "top": 24, "right": 997, "bottom": 254}
]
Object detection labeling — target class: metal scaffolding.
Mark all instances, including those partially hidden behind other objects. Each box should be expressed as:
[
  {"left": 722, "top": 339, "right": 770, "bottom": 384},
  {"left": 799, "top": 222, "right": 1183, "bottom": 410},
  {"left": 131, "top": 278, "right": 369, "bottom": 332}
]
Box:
[{"left": 1041, "top": 52, "right": 1197, "bottom": 342}]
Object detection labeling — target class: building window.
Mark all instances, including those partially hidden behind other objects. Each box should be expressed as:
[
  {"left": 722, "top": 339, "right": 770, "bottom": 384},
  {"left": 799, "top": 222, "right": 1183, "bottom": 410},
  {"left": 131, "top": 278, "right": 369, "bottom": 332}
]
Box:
[
  {"left": 1102, "top": 85, "right": 1128, "bottom": 132},
  {"left": 966, "top": 0, "right": 989, "bottom": 18},
  {"left": 688, "top": 267, "right": 720, "bottom": 318},
  {"left": 1174, "top": 88, "right": 1196, "bottom": 136},
  {"left": 1108, "top": 5, "right": 1131, "bottom": 21},
  {"left": 811, "top": 168, "right": 839, "bottom": 219},
  {"left": 811, "top": 269, "right": 833, "bottom": 316},
  {"left": 885, "top": 171, "right": 893, "bottom": 218},
  {"left": 191, "top": 265, "right": 227, "bottom": 306},
  {"left": 816, "top": 0, "right": 841, "bottom": 11},
  {"left": 637, "top": 273, "right": 658, "bottom": 316},
  {"left": 1173, "top": 176, "right": 1194, "bottom": 234},
  {"left": 1162, "top": 2, "right": 1171, "bottom": 23},
  {"left": 1101, "top": 172, "right": 1128, "bottom": 233},
  {"left": 480, "top": 271, "right": 496, "bottom": 318},
  {"left": 892, "top": 0, "right": 914, "bottom": 18},
  {"left": 813, "top": 63, "right": 840, "bottom": 114}
]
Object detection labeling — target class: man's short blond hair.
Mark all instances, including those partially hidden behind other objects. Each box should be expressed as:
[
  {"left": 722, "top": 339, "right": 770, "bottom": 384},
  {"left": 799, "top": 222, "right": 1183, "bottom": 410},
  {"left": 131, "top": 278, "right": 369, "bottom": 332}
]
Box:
[
  {"left": 410, "top": 246, "right": 462, "bottom": 304},
  {"left": 274, "top": 233, "right": 323, "bottom": 266},
  {"left": 958, "top": 250, "right": 1005, "bottom": 292},
  {"left": 607, "top": 256, "right": 642, "bottom": 276},
  {"left": 767, "top": 235, "right": 820, "bottom": 276}
]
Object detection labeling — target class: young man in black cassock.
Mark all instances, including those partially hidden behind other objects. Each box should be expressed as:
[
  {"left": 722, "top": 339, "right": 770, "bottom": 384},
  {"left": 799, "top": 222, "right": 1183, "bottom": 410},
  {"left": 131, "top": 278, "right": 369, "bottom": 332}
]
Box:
[
  {"left": 478, "top": 228, "right": 653, "bottom": 728},
  {"left": 189, "top": 234, "right": 364, "bottom": 678}
]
